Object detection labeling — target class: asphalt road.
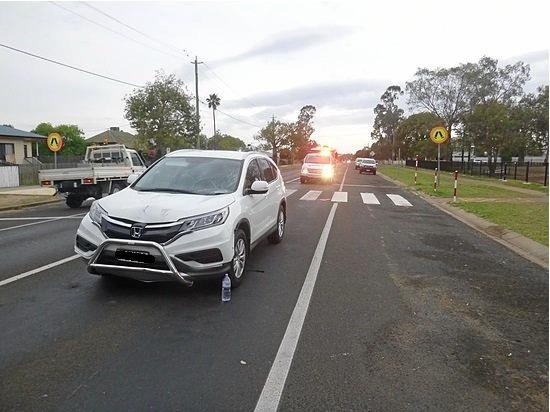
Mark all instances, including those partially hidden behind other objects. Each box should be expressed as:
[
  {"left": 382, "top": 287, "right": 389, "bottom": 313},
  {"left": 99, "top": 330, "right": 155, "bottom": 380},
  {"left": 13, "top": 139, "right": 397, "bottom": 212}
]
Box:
[{"left": 0, "top": 164, "right": 547, "bottom": 411}]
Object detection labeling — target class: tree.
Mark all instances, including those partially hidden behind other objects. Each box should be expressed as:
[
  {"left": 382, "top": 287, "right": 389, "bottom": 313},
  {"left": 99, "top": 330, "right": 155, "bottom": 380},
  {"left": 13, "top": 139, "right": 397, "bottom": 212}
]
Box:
[
  {"left": 254, "top": 119, "right": 290, "bottom": 164},
  {"left": 371, "top": 86, "right": 404, "bottom": 160},
  {"left": 32, "top": 122, "right": 86, "bottom": 156},
  {"left": 124, "top": 72, "right": 196, "bottom": 154},
  {"left": 206, "top": 93, "right": 221, "bottom": 137},
  {"left": 395, "top": 112, "right": 443, "bottom": 160},
  {"left": 207, "top": 134, "right": 246, "bottom": 151},
  {"left": 518, "top": 85, "right": 549, "bottom": 160},
  {"left": 463, "top": 102, "right": 517, "bottom": 174},
  {"left": 286, "top": 105, "right": 317, "bottom": 162}
]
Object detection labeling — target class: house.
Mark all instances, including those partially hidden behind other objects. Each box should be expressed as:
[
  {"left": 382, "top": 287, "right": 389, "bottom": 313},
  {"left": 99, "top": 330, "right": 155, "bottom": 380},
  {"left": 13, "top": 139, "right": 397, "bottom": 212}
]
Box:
[
  {"left": 86, "top": 127, "right": 138, "bottom": 148},
  {"left": 0, "top": 125, "right": 45, "bottom": 164}
]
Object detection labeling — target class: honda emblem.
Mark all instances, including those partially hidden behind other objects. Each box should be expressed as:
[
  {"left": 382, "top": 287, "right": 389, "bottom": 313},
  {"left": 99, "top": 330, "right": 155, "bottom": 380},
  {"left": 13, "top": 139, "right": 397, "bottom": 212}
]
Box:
[{"left": 131, "top": 225, "right": 143, "bottom": 239}]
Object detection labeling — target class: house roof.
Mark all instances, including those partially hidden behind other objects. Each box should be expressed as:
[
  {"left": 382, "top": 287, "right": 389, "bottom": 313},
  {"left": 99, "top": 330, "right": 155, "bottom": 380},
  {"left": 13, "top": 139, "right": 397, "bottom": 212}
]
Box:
[
  {"left": 86, "top": 128, "right": 137, "bottom": 148},
  {"left": 0, "top": 125, "right": 46, "bottom": 139}
]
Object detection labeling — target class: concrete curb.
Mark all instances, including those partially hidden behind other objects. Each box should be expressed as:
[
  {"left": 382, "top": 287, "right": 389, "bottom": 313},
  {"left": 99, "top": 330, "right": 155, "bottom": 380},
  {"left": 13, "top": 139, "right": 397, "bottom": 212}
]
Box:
[
  {"left": 378, "top": 171, "right": 549, "bottom": 269},
  {"left": 0, "top": 197, "right": 63, "bottom": 212}
]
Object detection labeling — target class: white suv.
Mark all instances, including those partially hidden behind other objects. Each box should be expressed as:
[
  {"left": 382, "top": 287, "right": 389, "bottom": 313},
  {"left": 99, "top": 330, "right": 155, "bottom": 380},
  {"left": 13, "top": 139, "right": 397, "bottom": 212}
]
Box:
[{"left": 75, "top": 150, "right": 287, "bottom": 287}]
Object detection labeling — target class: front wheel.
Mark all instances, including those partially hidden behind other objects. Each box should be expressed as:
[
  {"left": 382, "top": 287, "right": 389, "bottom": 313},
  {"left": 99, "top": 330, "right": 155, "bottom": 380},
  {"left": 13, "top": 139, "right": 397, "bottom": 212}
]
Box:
[
  {"left": 300, "top": 177, "right": 307, "bottom": 184},
  {"left": 268, "top": 205, "right": 285, "bottom": 244},
  {"left": 229, "top": 229, "right": 248, "bottom": 287}
]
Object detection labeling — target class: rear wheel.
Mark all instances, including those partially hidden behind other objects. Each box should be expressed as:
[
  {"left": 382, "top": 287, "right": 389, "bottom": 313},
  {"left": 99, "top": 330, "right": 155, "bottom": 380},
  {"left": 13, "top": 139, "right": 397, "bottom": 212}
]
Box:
[
  {"left": 66, "top": 193, "right": 86, "bottom": 208},
  {"left": 228, "top": 229, "right": 248, "bottom": 287},
  {"left": 268, "top": 205, "right": 285, "bottom": 244}
]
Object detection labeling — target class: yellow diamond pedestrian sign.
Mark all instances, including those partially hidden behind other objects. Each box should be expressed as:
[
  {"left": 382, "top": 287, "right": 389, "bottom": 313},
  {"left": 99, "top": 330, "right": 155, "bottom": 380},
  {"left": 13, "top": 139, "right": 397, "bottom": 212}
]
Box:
[
  {"left": 47, "top": 132, "right": 63, "bottom": 152},
  {"left": 429, "top": 126, "right": 449, "bottom": 144}
]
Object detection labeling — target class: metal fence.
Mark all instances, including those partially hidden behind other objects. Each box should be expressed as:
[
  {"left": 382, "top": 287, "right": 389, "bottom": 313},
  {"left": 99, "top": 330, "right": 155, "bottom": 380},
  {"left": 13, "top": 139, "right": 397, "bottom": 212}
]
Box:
[{"left": 406, "top": 159, "right": 549, "bottom": 186}]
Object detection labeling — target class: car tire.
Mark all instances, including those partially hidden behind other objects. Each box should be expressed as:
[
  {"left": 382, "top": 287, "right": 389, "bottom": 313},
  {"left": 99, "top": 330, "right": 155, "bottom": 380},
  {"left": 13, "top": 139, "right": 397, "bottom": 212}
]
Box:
[
  {"left": 66, "top": 193, "right": 85, "bottom": 208},
  {"left": 229, "top": 228, "right": 248, "bottom": 287},
  {"left": 268, "top": 205, "right": 285, "bottom": 244},
  {"left": 373, "top": 171, "right": 377, "bottom": 175},
  {"left": 300, "top": 177, "right": 307, "bottom": 184}
]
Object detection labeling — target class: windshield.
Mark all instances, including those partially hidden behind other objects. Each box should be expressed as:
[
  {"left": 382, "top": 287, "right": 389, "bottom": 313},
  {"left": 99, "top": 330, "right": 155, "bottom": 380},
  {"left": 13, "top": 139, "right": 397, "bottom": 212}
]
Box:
[
  {"left": 133, "top": 156, "right": 243, "bottom": 195},
  {"left": 304, "top": 155, "right": 330, "bottom": 164}
]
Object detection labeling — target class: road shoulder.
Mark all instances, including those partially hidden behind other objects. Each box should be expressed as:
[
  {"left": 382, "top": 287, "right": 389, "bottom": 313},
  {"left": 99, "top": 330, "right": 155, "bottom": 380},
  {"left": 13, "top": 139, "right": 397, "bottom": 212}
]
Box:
[{"left": 378, "top": 171, "right": 549, "bottom": 269}]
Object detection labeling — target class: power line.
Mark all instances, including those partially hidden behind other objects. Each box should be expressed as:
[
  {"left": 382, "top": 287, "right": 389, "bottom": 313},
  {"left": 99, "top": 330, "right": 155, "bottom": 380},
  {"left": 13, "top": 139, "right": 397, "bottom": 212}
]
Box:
[
  {"left": 50, "top": 1, "right": 181, "bottom": 60},
  {"left": 203, "top": 62, "right": 260, "bottom": 108},
  {"left": 0, "top": 42, "right": 144, "bottom": 88},
  {"left": 82, "top": 2, "right": 191, "bottom": 57},
  {"left": 200, "top": 99, "right": 262, "bottom": 128}
]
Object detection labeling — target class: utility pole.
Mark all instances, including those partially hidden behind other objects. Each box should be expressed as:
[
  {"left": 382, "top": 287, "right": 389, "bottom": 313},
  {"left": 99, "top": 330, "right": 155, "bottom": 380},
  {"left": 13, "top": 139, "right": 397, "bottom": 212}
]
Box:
[
  {"left": 271, "top": 114, "right": 277, "bottom": 164},
  {"left": 191, "top": 56, "right": 203, "bottom": 149}
]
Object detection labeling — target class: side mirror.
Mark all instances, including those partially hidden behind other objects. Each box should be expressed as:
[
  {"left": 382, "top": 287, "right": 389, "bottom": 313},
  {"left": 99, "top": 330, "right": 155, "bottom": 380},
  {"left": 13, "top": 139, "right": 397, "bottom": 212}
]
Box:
[
  {"left": 127, "top": 172, "right": 140, "bottom": 185},
  {"left": 247, "top": 180, "right": 269, "bottom": 195}
]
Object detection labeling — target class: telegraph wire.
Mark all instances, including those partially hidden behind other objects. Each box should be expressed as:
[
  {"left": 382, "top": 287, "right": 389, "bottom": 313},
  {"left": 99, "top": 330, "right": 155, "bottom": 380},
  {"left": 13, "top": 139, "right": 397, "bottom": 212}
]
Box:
[
  {"left": 82, "top": 2, "right": 191, "bottom": 57},
  {"left": 50, "top": 2, "right": 181, "bottom": 60},
  {"left": 0, "top": 42, "right": 144, "bottom": 88}
]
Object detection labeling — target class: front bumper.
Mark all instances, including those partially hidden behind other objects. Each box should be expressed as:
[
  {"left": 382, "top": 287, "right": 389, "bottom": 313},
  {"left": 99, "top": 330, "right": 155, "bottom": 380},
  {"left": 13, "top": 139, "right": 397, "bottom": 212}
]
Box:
[
  {"left": 359, "top": 167, "right": 376, "bottom": 173},
  {"left": 301, "top": 170, "right": 332, "bottom": 180},
  {"left": 75, "top": 213, "right": 234, "bottom": 284}
]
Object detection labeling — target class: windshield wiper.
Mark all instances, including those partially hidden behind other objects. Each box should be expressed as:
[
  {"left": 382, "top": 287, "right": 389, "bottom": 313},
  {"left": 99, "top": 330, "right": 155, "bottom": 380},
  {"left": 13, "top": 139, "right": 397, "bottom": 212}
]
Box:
[{"left": 136, "top": 188, "right": 199, "bottom": 194}]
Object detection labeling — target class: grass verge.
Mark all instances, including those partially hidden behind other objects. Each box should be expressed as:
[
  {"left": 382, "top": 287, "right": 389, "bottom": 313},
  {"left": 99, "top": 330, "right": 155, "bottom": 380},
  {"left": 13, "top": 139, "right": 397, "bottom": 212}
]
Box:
[
  {"left": 456, "top": 202, "right": 548, "bottom": 246},
  {"left": 0, "top": 194, "right": 59, "bottom": 210},
  {"left": 379, "top": 165, "right": 548, "bottom": 245}
]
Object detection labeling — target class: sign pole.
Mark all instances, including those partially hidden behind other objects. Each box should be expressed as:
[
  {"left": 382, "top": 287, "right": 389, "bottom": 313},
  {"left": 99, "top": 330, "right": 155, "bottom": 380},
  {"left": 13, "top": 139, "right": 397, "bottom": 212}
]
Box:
[
  {"left": 437, "top": 143, "right": 441, "bottom": 189},
  {"left": 54, "top": 151, "right": 57, "bottom": 169},
  {"left": 414, "top": 155, "right": 418, "bottom": 185}
]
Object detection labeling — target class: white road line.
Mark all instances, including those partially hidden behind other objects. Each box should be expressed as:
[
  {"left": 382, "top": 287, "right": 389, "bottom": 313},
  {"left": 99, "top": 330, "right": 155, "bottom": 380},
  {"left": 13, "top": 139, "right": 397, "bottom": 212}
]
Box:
[
  {"left": 0, "top": 213, "right": 85, "bottom": 232},
  {"left": 254, "top": 164, "right": 348, "bottom": 412},
  {"left": 285, "top": 177, "right": 300, "bottom": 184},
  {"left": 300, "top": 190, "right": 322, "bottom": 201},
  {"left": 0, "top": 255, "right": 80, "bottom": 287},
  {"left": 331, "top": 191, "right": 348, "bottom": 202},
  {"left": 387, "top": 194, "right": 413, "bottom": 207},
  {"left": 338, "top": 165, "right": 348, "bottom": 191},
  {"left": 285, "top": 189, "right": 297, "bottom": 197},
  {"left": 361, "top": 192, "right": 380, "bottom": 205}
]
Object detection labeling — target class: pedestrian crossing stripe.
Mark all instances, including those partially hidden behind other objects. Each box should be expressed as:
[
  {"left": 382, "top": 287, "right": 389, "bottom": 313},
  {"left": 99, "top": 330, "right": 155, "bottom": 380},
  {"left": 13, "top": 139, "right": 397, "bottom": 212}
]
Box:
[
  {"left": 331, "top": 191, "right": 347, "bottom": 202},
  {"left": 300, "top": 190, "right": 322, "bottom": 201},
  {"left": 386, "top": 194, "right": 412, "bottom": 207},
  {"left": 288, "top": 190, "right": 413, "bottom": 207},
  {"left": 360, "top": 193, "right": 380, "bottom": 205}
]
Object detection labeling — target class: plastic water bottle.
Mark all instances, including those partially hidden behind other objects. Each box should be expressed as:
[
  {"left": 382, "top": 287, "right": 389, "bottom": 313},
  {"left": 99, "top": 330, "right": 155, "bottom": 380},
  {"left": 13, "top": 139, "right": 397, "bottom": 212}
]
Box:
[{"left": 221, "top": 274, "right": 231, "bottom": 302}]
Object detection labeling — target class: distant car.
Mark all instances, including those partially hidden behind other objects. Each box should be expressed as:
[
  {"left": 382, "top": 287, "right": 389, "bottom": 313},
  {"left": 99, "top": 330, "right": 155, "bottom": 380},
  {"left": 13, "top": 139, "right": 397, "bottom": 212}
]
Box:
[
  {"left": 300, "top": 153, "right": 335, "bottom": 184},
  {"left": 358, "top": 158, "right": 377, "bottom": 175},
  {"left": 75, "top": 150, "right": 288, "bottom": 287},
  {"left": 354, "top": 157, "right": 365, "bottom": 169}
]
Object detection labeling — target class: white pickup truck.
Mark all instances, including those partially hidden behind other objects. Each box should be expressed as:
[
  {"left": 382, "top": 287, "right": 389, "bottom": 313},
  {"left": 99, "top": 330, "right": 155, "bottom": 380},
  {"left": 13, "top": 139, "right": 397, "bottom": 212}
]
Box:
[{"left": 39, "top": 144, "right": 146, "bottom": 208}]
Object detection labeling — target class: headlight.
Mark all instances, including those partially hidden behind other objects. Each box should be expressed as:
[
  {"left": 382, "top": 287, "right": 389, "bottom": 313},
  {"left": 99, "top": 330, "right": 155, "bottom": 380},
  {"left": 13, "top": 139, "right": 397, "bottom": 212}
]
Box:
[
  {"left": 322, "top": 165, "right": 334, "bottom": 178},
  {"left": 89, "top": 201, "right": 108, "bottom": 224},
  {"left": 179, "top": 207, "right": 229, "bottom": 232},
  {"left": 301, "top": 166, "right": 308, "bottom": 174}
]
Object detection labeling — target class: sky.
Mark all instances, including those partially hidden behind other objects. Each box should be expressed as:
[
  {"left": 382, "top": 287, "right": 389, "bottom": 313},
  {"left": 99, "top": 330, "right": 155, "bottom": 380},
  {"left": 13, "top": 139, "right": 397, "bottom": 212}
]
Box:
[{"left": 0, "top": 0, "right": 548, "bottom": 154}]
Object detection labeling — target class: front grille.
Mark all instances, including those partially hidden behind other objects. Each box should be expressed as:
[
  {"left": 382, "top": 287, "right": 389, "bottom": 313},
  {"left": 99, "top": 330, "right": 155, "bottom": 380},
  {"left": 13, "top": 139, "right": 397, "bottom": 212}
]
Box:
[
  {"left": 76, "top": 235, "right": 97, "bottom": 252},
  {"left": 101, "top": 218, "right": 182, "bottom": 244},
  {"left": 176, "top": 249, "right": 223, "bottom": 264}
]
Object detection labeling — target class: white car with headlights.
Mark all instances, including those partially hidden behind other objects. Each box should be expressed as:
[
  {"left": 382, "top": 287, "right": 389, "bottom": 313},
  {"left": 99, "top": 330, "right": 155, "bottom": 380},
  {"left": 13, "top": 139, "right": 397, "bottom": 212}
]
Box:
[
  {"left": 300, "top": 153, "right": 335, "bottom": 184},
  {"left": 75, "top": 150, "right": 288, "bottom": 287}
]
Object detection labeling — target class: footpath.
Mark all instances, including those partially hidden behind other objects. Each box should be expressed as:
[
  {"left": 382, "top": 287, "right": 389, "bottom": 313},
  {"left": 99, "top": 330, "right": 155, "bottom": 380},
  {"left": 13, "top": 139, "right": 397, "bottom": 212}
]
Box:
[{"left": 0, "top": 185, "right": 61, "bottom": 211}]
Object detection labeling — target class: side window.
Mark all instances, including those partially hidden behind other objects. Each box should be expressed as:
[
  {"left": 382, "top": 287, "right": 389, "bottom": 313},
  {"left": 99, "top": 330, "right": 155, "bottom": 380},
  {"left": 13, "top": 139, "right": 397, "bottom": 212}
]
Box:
[
  {"left": 269, "top": 161, "right": 279, "bottom": 180},
  {"left": 244, "top": 159, "right": 261, "bottom": 189},
  {"left": 130, "top": 152, "right": 143, "bottom": 166},
  {"left": 258, "top": 158, "right": 276, "bottom": 182}
]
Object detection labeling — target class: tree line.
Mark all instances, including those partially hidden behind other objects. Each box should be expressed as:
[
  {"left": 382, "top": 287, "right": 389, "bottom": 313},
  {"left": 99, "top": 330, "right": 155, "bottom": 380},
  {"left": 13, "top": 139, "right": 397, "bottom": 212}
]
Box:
[{"left": 368, "top": 57, "right": 549, "bottom": 172}]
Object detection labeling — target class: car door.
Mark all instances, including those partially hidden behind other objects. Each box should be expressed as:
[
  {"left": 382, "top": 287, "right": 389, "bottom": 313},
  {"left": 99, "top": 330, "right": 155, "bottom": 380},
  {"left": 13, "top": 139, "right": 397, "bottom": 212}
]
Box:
[
  {"left": 240, "top": 158, "right": 268, "bottom": 243},
  {"left": 257, "top": 157, "right": 281, "bottom": 231}
]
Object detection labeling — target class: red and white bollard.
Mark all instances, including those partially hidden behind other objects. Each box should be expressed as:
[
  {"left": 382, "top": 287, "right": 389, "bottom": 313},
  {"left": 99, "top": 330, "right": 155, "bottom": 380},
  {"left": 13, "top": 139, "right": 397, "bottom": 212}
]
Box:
[
  {"left": 433, "top": 168, "right": 438, "bottom": 192},
  {"left": 453, "top": 170, "right": 459, "bottom": 202},
  {"left": 414, "top": 156, "right": 418, "bottom": 185}
]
